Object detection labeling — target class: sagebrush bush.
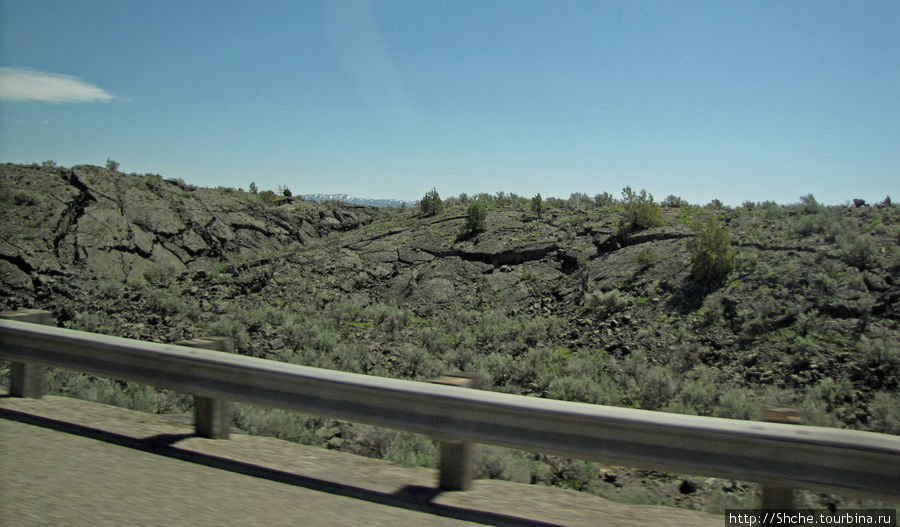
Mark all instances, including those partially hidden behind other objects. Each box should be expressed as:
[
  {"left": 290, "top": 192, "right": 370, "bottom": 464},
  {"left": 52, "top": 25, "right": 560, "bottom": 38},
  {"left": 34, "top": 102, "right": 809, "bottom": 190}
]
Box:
[
  {"left": 207, "top": 316, "right": 250, "bottom": 352},
  {"left": 687, "top": 216, "right": 735, "bottom": 285},
  {"left": 583, "top": 288, "right": 629, "bottom": 313},
  {"left": 258, "top": 190, "right": 278, "bottom": 207},
  {"left": 840, "top": 233, "right": 877, "bottom": 270},
  {"left": 476, "top": 446, "right": 544, "bottom": 483},
  {"left": 635, "top": 247, "right": 657, "bottom": 267},
  {"left": 12, "top": 191, "right": 38, "bottom": 206},
  {"left": 712, "top": 388, "right": 758, "bottom": 420},
  {"left": 546, "top": 375, "right": 604, "bottom": 403},
  {"left": 628, "top": 366, "right": 677, "bottom": 410},
  {"left": 868, "top": 392, "right": 900, "bottom": 434}
]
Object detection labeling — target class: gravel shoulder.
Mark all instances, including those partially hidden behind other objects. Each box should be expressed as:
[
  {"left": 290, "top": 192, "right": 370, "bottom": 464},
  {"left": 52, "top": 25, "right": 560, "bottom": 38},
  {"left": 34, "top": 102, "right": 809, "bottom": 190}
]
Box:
[{"left": 0, "top": 394, "right": 722, "bottom": 526}]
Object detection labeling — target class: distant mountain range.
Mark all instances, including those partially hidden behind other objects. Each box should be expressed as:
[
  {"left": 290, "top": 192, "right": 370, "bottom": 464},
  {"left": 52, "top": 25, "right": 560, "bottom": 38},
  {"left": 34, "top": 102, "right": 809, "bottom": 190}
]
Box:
[{"left": 300, "top": 193, "right": 413, "bottom": 208}]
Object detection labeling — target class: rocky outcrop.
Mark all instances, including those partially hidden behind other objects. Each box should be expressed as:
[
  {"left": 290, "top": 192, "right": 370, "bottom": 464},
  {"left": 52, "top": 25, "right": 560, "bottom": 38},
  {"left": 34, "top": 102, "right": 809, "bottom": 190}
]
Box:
[
  {"left": 2, "top": 163, "right": 898, "bottom": 432},
  {"left": 0, "top": 164, "right": 379, "bottom": 294}
]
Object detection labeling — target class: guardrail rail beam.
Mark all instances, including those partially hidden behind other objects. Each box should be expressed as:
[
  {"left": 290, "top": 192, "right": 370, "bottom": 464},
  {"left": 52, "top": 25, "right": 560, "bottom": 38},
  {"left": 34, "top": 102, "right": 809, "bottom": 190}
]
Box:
[
  {"left": 2, "top": 313, "right": 899, "bottom": 502},
  {"left": 1, "top": 309, "right": 54, "bottom": 398}
]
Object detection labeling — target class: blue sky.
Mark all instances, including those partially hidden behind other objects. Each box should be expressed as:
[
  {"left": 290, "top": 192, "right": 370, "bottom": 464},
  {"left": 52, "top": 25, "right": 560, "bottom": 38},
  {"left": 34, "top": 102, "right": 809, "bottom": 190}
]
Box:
[{"left": 1, "top": 0, "right": 898, "bottom": 205}]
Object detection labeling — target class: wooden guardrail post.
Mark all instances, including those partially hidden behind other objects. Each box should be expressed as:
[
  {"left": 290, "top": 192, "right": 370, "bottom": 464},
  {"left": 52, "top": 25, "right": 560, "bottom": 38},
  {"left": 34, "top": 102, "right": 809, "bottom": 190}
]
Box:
[
  {"left": 762, "top": 407, "right": 803, "bottom": 508},
  {"left": 1, "top": 309, "right": 55, "bottom": 398},
  {"left": 429, "top": 373, "right": 478, "bottom": 491},
  {"left": 176, "top": 337, "right": 235, "bottom": 439}
]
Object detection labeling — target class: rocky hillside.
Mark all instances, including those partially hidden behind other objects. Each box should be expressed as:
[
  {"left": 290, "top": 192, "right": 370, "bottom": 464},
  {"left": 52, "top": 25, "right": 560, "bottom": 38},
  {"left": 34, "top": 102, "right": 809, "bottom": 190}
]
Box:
[
  {"left": 2, "top": 163, "right": 898, "bottom": 509},
  {"left": 0, "top": 164, "right": 378, "bottom": 290}
]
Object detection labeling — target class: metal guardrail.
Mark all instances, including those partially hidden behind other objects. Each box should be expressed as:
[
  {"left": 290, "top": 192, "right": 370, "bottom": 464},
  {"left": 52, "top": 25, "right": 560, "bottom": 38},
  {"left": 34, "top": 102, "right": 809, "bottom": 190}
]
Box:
[{"left": 1, "top": 316, "right": 899, "bottom": 501}]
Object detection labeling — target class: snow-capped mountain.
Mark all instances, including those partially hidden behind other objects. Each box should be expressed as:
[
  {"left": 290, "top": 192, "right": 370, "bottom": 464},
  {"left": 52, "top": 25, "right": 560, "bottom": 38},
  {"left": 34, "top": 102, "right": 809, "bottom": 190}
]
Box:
[{"left": 300, "top": 193, "right": 413, "bottom": 208}]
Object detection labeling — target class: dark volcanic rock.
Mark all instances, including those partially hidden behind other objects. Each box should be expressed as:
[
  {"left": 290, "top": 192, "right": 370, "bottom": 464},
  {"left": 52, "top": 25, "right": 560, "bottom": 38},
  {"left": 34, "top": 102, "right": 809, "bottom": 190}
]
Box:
[
  {"left": 1, "top": 164, "right": 379, "bottom": 294},
  {"left": 2, "top": 162, "right": 899, "bottom": 442}
]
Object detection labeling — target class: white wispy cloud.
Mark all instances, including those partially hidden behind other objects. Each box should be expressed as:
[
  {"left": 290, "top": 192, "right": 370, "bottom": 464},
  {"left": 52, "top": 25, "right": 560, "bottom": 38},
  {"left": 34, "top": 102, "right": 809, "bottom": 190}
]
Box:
[{"left": 0, "top": 67, "right": 121, "bottom": 103}]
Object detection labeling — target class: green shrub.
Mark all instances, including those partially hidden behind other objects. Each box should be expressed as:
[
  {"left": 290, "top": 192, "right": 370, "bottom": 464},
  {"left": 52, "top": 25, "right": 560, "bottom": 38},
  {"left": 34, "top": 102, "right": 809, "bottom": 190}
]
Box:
[
  {"left": 476, "top": 446, "right": 544, "bottom": 483},
  {"left": 762, "top": 201, "right": 786, "bottom": 220},
  {"left": 556, "top": 459, "right": 600, "bottom": 491},
  {"left": 583, "top": 288, "right": 629, "bottom": 313},
  {"left": 146, "top": 290, "right": 191, "bottom": 318},
  {"left": 419, "top": 188, "right": 444, "bottom": 216},
  {"left": 284, "top": 316, "right": 339, "bottom": 354},
  {"left": 798, "top": 193, "right": 822, "bottom": 214},
  {"left": 635, "top": 247, "right": 657, "bottom": 268},
  {"left": 232, "top": 404, "right": 319, "bottom": 444},
  {"left": 868, "top": 392, "right": 900, "bottom": 434},
  {"left": 567, "top": 192, "right": 590, "bottom": 209},
  {"left": 207, "top": 316, "right": 250, "bottom": 352},
  {"left": 45, "top": 371, "right": 189, "bottom": 415},
  {"left": 627, "top": 365, "right": 677, "bottom": 410},
  {"left": 619, "top": 186, "right": 663, "bottom": 234},
  {"left": 687, "top": 216, "right": 735, "bottom": 285},
  {"left": 841, "top": 234, "right": 877, "bottom": 270},
  {"left": 258, "top": 190, "right": 278, "bottom": 207},
  {"left": 105, "top": 158, "right": 120, "bottom": 171},
  {"left": 546, "top": 375, "right": 604, "bottom": 403},
  {"left": 143, "top": 263, "right": 179, "bottom": 286},
  {"left": 662, "top": 194, "right": 689, "bottom": 208},
  {"left": 462, "top": 201, "right": 487, "bottom": 234},
  {"left": 712, "top": 388, "right": 758, "bottom": 420},
  {"left": 68, "top": 312, "right": 127, "bottom": 335},
  {"left": 593, "top": 192, "right": 615, "bottom": 207},
  {"left": 12, "top": 191, "right": 38, "bottom": 206}
]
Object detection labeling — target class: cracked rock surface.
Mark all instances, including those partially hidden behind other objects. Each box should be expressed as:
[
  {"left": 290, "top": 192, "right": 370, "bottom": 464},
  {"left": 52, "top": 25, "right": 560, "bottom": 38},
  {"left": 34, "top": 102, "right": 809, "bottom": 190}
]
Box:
[
  {"left": 1, "top": 164, "right": 377, "bottom": 289},
  {"left": 2, "top": 163, "right": 899, "bottom": 511},
  {"left": 2, "top": 163, "right": 899, "bottom": 432},
  {"left": 0, "top": 164, "right": 900, "bottom": 406}
]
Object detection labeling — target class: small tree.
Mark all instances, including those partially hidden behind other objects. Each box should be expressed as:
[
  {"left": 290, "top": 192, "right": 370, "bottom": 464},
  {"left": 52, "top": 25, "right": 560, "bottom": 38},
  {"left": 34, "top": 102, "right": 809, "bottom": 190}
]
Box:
[
  {"left": 249, "top": 182, "right": 258, "bottom": 194},
  {"left": 462, "top": 201, "right": 488, "bottom": 235},
  {"left": 619, "top": 186, "right": 663, "bottom": 234},
  {"left": 799, "top": 194, "right": 821, "bottom": 214},
  {"left": 531, "top": 193, "right": 543, "bottom": 219},
  {"left": 594, "top": 192, "right": 615, "bottom": 207},
  {"left": 420, "top": 188, "right": 444, "bottom": 216},
  {"left": 704, "top": 198, "right": 725, "bottom": 210},
  {"left": 106, "top": 158, "right": 120, "bottom": 171},
  {"left": 277, "top": 183, "right": 292, "bottom": 197},
  {"left": 568, "top": 192, "right": 590, "bottom": 209},
  {"left": 41, "top": 160, "right": 57, "bottom": 169},
  {"left": 662, "top": 194, "right": 688, "bottom": 208},
  {"left": 687, "top": 216, "right": 734, "bottom": 286}
]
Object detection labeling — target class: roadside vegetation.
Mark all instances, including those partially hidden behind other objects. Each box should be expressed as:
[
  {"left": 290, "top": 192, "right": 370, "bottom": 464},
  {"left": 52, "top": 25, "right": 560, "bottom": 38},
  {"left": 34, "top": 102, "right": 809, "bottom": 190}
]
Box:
[{"left": 1, "top": 165, "right": 897, "bottom": 512}]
